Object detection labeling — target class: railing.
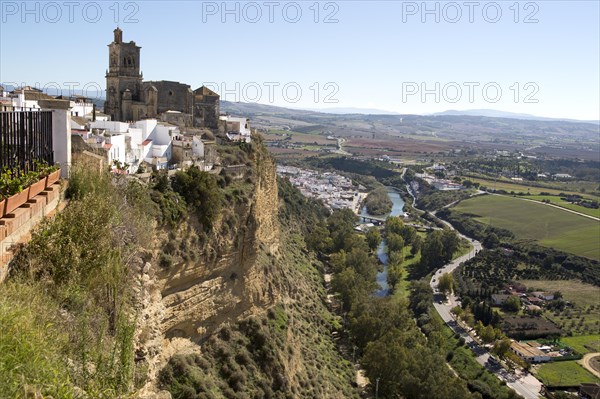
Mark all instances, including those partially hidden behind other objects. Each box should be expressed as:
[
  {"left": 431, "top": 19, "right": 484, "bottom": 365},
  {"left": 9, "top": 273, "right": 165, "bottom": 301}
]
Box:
[{"left": 0, "top": 110, "right": 53, "bottom": 173}]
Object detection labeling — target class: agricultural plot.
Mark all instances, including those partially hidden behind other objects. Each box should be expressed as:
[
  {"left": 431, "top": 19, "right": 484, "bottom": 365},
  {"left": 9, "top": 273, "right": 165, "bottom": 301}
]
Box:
[
  {"left": 535, "top": 361, "right": 600, "bottom": 388},
  {"left": 518, "top": 280, "right": 600, "bottom": 336},
  {"left": 527, "top": 195, "right": 600, "bottom": 219},
  {"left": 466, "top": 177, "right": 598, "bottom": 199},
  {"left": 561, "top": 335, "right": 600, "bottom": 355},
  {"left": 452, "top": 195, "right": 600, "bottom": 261}
]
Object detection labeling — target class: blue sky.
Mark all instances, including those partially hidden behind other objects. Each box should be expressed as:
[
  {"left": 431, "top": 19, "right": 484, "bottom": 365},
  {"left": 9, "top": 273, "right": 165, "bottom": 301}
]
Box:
[{"left": 1, "top": 1, "right": 599, "bottom": 119}]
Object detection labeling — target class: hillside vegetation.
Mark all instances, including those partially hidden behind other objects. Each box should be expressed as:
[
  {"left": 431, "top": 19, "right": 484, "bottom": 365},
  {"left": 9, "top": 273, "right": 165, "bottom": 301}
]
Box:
[{"left": 1, "top": 140, "right": 359, "bottom": 398}]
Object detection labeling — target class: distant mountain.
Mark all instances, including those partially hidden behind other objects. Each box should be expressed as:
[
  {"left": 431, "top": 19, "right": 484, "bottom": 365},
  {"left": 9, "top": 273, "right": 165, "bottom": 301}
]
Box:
[
  {"left": 221, "top": 101, "right": 318, "bottom": 117},
  {"left": 302, "top": 107, "right": 402, "bottom": 115},
  {"left": 433, "top": 109, "right": 599, "bottom": 124}
]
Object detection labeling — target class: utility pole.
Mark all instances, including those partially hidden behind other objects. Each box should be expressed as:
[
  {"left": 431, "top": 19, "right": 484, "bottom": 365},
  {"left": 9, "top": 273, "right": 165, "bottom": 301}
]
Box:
[{"left": 375, "top": 377, "right": 380, "bottom": 399}]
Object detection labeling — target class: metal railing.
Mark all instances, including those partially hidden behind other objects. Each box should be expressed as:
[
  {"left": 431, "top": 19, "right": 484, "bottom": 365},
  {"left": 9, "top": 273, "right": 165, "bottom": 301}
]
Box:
[{"left": 0, "top": 110, "right": 53, "bottom": 173}]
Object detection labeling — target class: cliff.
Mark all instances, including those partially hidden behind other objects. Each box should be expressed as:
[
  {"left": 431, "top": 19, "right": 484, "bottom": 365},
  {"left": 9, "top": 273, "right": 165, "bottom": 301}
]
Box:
[
  {"left": 0, "top": 141, "right": 358, "bottom": 398},
  {"left": 134, "top": 140, "right": 359, "bottom": 398},
  {"left": 134, "top": 142, "right": 281, "bottom": 391}
]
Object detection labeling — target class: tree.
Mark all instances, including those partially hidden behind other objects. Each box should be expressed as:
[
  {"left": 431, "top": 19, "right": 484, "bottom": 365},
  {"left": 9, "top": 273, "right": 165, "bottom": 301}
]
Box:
[
  {"left": 483, "top": 232, "right": 499, "bottom": 248},
  {"left": 474, "top": 321, "right": 494, "bottom": 342},
  {"left": 385, "top": 216, "right": 404, "bottom": 235},
  {"left": 451, "top": 306, "right": 463, "bottom": 317},
  {"left": 441, "top": 229, "right": 460, "bottom": 262},
  {"left": 492, "top": 338, "right": 512, "bottom": 358},
  {"left": 504, "top": 295, "right": 522, "bottom": 312},
  {"left": 365, "top": 228, "right": 382, "bottom": 252},
  {"left": 387, "top": 233, "right": 405, "bottom": 254},
  {"left": 388, "top": 250, "right": 404, "bottom": 266},
  {"left": 410, "top": 235, "right": 423, "bottom": 256},
  {"left": 171, "top": 166, "right": 223, "bottom": 230},
  {"left": 387, "top": 262, "right": 403, "bottom": 291},
  {"left": 438, "top": 273, "right": 454, "bottom": 295},
  {"left": 362, "top": 329, "right": 472, "bottom": 399},
  {"left": 399, "top": 225, "right": 417, "bottom": 245},
  {"left": 553, "top": 291, "right": 563, "bottom": 299},
  {"left": 306, "top": 223, "right": 333, "bottom": 254},
  {"left": 419, "top": 231, "right": 444, "bottom": 274}
]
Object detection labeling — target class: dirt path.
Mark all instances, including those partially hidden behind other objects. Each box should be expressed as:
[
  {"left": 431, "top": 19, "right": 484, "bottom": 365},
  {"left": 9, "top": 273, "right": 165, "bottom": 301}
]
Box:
[{"left": 579, "top": 353, "right": 600, "bottom": 379}]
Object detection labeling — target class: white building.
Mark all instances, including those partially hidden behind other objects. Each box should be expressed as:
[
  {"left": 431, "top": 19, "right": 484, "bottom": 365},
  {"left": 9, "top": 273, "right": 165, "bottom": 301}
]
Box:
[
  {"left": 89, "top": 119, "right": 179, "bottom": 172},
  {"left": 220, "top": 115, "right": 251, "bottom": 143}
]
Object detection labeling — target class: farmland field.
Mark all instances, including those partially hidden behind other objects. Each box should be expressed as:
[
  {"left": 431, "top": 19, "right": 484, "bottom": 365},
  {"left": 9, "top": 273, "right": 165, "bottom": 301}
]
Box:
[
  {"left": 452, "top": 195, "right": 600, "bottom": 260},
  {"left": 466, "top": 177, "right": 597, "bottom": 199},
  {"left": 535, "top": 361, "right": 600, "bottom": 387},
  {"left": 526, "top": 195, "right": 600, "bottom": 219},
  {"left": 561, "top": 335, "right": 600, "bottom": 355}
]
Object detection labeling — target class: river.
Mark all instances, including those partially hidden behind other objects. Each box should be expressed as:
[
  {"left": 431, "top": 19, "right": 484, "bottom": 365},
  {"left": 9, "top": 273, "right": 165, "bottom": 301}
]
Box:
[{"left": 359, "top": 189, "right": 405, "bottom": 297}]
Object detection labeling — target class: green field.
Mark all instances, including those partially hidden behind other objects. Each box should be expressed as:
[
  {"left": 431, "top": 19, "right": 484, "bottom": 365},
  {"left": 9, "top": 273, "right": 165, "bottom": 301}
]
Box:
[
  {"left": 535, "top": 361, "right": 600, "bottom": 387},
  {"left": 561, "top": 335, "right": 600, "bottom": 355},
  {"left": 467, "top": 177, "right": 597, "bottom": 199},
  {"left": 527, "top": 195, "right": 600, "bottom": 219},
  {"left": 463, "top": 176, "right": 598, "bottom": 199},
  {"left": 453, "top": 195, "right": 600, "bottom": 260}
]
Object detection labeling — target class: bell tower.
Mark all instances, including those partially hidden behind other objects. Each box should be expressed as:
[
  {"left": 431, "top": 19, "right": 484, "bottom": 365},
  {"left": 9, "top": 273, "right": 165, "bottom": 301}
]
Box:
[{"left": 104, "top": 28, "right": 142, "bottom": 121}]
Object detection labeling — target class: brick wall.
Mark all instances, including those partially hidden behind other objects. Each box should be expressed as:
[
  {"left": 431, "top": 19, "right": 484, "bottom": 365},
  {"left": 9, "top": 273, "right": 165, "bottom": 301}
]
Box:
[{"left": 0, "top": 183, "right": 65, "bottom": 282}]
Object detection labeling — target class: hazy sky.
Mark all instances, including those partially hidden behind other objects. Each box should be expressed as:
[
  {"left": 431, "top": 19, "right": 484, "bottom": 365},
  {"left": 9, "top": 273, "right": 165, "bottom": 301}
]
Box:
[{"left": 1, "top": 1, "right": 599, "bottom": 119}]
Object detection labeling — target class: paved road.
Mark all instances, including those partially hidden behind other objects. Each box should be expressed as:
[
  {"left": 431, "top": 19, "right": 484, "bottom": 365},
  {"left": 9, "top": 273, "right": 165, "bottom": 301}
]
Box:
[
  {"left": 430, "top": 243, "right": 543, "bottom": 399},
  {"left": 421, "top": 211, "right": 543, "bottom": 398}
]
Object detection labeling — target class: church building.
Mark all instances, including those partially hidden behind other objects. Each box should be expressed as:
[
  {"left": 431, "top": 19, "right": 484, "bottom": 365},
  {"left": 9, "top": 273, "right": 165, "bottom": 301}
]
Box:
[{"left": 104, "top": 28, "right": 219, "bottom": 129}]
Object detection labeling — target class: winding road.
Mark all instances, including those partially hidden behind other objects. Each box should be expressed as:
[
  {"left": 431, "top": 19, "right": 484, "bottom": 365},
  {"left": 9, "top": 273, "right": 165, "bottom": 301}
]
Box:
[{"left": 404, "top": 172, "right": 544, "bottom": 399}]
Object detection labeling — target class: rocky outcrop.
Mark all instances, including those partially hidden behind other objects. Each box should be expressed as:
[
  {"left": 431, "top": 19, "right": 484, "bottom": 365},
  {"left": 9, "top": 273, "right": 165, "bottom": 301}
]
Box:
[{"left": 134, "top": 144, "right": 282, "bottom": 395}]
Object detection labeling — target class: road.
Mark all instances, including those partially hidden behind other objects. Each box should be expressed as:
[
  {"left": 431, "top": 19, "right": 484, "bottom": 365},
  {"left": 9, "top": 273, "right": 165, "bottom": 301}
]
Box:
[
  {"left": 410, "top": 197, "right": 544, "bottom": 398},
  {"left": 580, "top": 353, "right": 600, "bottom": 379},
  {"left": 430, "top": 241, "right": 543, "bottom": 399}
]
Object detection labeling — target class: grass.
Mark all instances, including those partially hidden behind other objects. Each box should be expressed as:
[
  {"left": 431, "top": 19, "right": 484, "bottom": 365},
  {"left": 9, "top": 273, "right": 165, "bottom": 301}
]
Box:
[
  {"left": 466, "top": 176, "right": 598, "bottom": 199},
  {"left": 535, "top": 361, "right": 600, "bottom": 387},
  {"left": 560, "top": 335, "right": 600, "bottom": 355},
  {"left": 453, "top": 195, "right": 600, "bottom": 261},
  {"left": 526, "top": 195, "right": 600, "bottom": 219},
  {"left": 0, "top": 283, "right": 75, "bottom": 398},
  {"left": 390, "top": 245, "right": 420, "bottom": 299}
]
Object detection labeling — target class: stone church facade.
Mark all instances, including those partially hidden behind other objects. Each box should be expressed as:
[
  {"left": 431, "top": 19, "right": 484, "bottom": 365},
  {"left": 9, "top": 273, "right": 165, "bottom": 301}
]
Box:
[{"left": 104, "top": 28, "right": 219, "bottom": 128}]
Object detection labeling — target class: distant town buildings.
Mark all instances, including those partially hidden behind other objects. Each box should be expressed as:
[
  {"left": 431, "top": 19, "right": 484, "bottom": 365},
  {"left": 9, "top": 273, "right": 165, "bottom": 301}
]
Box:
[
  {"left": 415, "top": 172, "right": 463, "bottom": 191},
  {"left": 277, "top": 165, "right": 367, "bottom": 213}
]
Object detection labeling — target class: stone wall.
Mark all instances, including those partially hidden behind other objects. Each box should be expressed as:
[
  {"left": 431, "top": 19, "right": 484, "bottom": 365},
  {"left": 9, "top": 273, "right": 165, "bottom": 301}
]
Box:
[{"left": 143, "top": 81, "right": 193, "bottom": 115}]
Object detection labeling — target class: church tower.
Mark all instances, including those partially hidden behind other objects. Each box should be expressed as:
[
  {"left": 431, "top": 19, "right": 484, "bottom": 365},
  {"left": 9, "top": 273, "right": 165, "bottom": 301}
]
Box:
[{"left": 104, "top": 28, "right": 142, "bottom": 121}]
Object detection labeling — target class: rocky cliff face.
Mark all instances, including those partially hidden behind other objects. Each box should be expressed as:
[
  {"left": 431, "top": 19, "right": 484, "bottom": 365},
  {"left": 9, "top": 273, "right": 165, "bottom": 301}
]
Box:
[{"left": 135, "top": 145, "right": 283, "bottom": 395}]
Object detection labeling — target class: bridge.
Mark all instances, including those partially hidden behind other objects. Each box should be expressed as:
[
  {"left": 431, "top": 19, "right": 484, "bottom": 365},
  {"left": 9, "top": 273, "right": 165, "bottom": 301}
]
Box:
[
  {"left": 359, "top": 215, "right": 387, "bottom": 224},
  {"left": 358, "top": 215, "right": 441, "bottom": 231}
]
